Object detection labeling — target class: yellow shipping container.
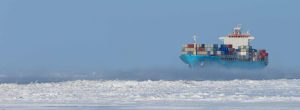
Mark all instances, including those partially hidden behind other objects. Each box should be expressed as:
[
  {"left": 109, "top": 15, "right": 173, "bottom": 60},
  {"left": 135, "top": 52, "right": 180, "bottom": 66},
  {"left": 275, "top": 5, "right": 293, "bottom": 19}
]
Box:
[{"left": 198, "top": 51, "right": 207, "bottom": 55}]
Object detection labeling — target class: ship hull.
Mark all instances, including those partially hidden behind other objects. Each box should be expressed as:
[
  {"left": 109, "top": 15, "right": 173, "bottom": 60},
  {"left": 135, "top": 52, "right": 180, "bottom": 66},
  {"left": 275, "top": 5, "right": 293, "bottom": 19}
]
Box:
[{"left": 180, "top": 54, "right": 267, "bottom": 69}]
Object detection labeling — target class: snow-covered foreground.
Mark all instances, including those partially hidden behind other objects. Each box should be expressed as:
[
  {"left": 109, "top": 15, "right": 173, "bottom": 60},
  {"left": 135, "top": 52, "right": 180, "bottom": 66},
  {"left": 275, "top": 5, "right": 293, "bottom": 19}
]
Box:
[{"left": 0, "top": 79, "right": 300, "bottom": 109}]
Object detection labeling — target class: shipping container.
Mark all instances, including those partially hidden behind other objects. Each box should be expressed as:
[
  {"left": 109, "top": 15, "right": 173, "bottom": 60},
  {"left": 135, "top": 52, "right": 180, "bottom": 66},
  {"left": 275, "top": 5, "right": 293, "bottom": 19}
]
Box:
[
  {"left": 227, "top": 44, "right": 233, "bottom": 48},
  {"left": 201, "top": 44, "right": 205, "bottom": 48},
  {"left": 197, "top": 47, "right": 205, "bottom": 51},
  {"left": 240, "top": 49, "right": 248, "bottom": 52},
  {"left": 206, "top": 48, "right": 212, "bottom": 51},
  {"left": 187, "top": 44, "right": 194, "bottom": 48},
  {"left": 217, "top": 51, "right": 222, "bottom": 55},
  {"left": 198, "top": 51, "right": 207, "bottom": 55},
  {"left": 207, "top": 51, "right": 212, "bottom": 55},
  {"left": 239, "top": 52, "right": 247, "bottom": 56},
  {"left": 213, "top": 44, "right": 218, "bottom": 48},
  {"left": 184, "top": 48, "right": 196, "bottom": 52}
]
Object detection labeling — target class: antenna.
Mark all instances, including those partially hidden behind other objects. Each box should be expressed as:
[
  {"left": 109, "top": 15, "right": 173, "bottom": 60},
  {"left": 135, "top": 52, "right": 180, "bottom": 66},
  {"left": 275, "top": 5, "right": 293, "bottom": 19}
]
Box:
[
  {"left": 234, "top": 24, "right": 242, "bottom": 34},
  {"left": 246, "top": 30, "right": 251, "bottom": 35},
  {"left": 237, "top": 24, "right": 242, "bottom": 28}
]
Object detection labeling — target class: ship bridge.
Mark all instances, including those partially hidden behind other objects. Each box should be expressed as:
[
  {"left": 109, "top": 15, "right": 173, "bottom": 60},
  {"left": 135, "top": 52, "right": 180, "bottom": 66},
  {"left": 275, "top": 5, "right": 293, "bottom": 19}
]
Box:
[{"left": 219, "top": 25, "right": 255, "bottom": 49}]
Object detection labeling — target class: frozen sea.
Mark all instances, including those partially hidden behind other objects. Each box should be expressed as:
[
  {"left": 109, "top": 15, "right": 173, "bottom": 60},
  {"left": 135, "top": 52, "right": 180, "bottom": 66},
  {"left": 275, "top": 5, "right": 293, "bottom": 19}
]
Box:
[{"left": 0, "top": 79, "right": 300, "bottom": 110}]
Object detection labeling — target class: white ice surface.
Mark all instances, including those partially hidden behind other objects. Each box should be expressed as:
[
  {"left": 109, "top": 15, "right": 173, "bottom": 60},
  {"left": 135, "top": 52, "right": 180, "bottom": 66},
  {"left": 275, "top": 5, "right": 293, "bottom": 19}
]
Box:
[{"left": 0, "top": 79, "right": 300, "bottom": 109}]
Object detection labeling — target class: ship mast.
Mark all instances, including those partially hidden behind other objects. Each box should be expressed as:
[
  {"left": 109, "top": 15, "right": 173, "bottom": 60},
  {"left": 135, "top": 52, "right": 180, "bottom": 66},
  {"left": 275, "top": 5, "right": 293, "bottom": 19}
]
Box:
[
  {"left": 233, "top": 24, "right": 242, "bottom": 34},
  {"left": 193, "top": 33, "right": 197, "bottom": 44},
  {"left": 193, "top": 33, "right": 197, "bottom": 55}
]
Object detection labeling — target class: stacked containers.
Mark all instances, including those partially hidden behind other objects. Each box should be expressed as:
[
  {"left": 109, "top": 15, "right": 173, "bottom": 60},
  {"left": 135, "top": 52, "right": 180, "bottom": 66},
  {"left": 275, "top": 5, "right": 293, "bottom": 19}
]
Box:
[
  {"left": 249, "top": 49, "right": 258, "bottom": 61},
  {"left": 221, "top": 44, "right": 235, "bottom": 60},
  {"left": 227, "top": 44, "right": 233, "bottom": 48},
  {"left": 238, "top": 45, "right": 249, "bottom": 60},
  {"left": 227, "top": 44, "right": 234, "bottom": 55},
  {"left": 182, "top": 43, "right": 267, "bottom": 62},
  {"left": 197, "top": 45, "right": 207, "bottom": 55},
  {"left": 213, "top": 44, "right": 219, "bottom": 55},
  {"left": 187, "top": 44, "right": 194, "bottom": 48},
  {"left": 182, "top": 44, "right": 198, "bottom": 55},
  {"left": 216, "top": 51, "right": 223, "bottom": 56},
  {"left": 220, "top": 44, "right": 229, "bottom": 55},
  {"left": 237, "top": 45, "right": 253, "bottom": 60},
  {"left": 252, "top": 52, "right": 259, "bottom": 61},
  {"left": 238, "top": 46, "right": 250, "bottom": 55},
  {"left": 259, "top": 50, "right": 268, "bottom": 60},
  {"left": 187, "top": 44, "right": 220, "bottom": 56},
  {"left": 205, "top": 44, "right": 214, "bottom": 56}
]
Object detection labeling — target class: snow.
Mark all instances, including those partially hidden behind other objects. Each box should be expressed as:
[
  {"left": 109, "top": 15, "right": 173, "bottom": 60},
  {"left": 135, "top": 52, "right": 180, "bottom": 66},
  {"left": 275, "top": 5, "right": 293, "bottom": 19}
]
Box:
[{"left": 0, "top": 79, "right": 300, "bottom": 109}]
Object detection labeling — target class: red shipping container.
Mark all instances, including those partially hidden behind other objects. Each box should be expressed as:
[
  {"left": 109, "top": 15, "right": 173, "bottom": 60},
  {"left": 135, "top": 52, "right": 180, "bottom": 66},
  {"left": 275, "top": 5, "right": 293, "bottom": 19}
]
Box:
[
  {"left": 259, "top": 51, "right": 267, "bottom": 57},
  {"left": 187, "top": 44, "right": 194, "bottom": 48},
  {"left": 198, "top": 47, "right": 205, "bottom": 51},
  {"left": 259, "top": 50, "right": 266, "bottom": 53},
  {"left": 227, "top": 44, "right": 233, "bottom": 48},
  {"left": 259, "top": 56, "right": 265, "bottom": 59}
]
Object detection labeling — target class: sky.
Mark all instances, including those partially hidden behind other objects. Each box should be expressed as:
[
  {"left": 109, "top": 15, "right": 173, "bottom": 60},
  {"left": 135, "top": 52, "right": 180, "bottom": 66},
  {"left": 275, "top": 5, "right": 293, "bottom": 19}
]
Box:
[{"left": 0, "top": 0, "right": 299, "bottom": 72}]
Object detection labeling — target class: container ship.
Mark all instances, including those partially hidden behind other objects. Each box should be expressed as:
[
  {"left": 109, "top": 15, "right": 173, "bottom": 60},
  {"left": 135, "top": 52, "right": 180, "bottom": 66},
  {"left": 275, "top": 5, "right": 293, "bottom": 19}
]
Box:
[{"left": 180, "top": 25, "right": 268, "bottom": 69}]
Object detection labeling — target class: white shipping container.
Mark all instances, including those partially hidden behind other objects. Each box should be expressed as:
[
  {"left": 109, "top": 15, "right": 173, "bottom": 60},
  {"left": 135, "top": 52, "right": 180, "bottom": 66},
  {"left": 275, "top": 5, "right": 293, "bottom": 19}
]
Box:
[
  {"left": 239, "top": 52, "right": 247, "bottom": 56},
  {"left": 206, "top": 48, "right": 212, "bottom": 51},
  {"left": 238, "top": 45, "right": 251, "bottom": 49},
  {"left": 184, "top": 48, "right": 195, "bottom": 52},
  {"left": 217, "top": 51, "right": 222, "bottom": 55},
  {"left": 253, "top": 57, "right": 257, "bottom": 61},
  {"left": 204, "top": 44, "right": 213, "bottom": 48},
  {"left": 240, "top": 49, "right": 248, "bottom": 52}
]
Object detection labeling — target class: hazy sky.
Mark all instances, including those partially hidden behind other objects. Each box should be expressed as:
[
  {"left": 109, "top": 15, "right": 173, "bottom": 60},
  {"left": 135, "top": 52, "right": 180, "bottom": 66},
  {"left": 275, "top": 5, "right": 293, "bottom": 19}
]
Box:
[{"left": 0, "top": 0, "right": 299, "bottom": 71}]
